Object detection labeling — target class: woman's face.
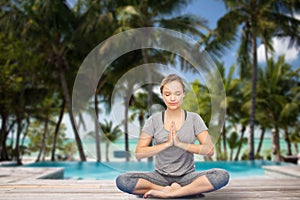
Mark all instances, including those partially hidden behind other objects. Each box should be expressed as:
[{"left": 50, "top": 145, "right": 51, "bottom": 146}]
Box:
[{"left": 162, "top": 80, "right": 185, "bottom": 110}]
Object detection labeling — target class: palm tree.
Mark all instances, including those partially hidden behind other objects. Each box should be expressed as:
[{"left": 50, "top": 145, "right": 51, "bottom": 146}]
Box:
[
  {"left": 129, "top": 89, "right": 165, "bottom": 162},
  {"left": 115, "top": 0, "right": 211, "bottom": 107},
  {"left": 216, "top": 62, "right": 242, "bottom": 160},
  {"left": 50, "top": 98, "right": 65, "bottom": 161},
  {"left": 227, "top": 131, "right": 247, "bottom": 161},
  {"left": 108, "top": 66, "right": 164, "bottom": 161},
  {"left": 77, "top": 0, "right": 213, "bottom": 162},
  {"left": 33, "top": 0, "right": 87, "bottom": 161},
  {"left": 256, "top": 56, "right": 298, "bottom": 161},
  {"left": 129, "top": 90, "right": 165, "bottom": 133},
  {"left": 289, "top": 130, "right": 300, "bottom": 154},
  {"left": 280, "top": 66, "right": 300, "bottom": 155},
  {"left": 216, "top": 0, "right": 300, "bottom": 160},
  {"left": 112, "top": 0, "right": 211, "bottom": 160},
  {"left": 99, "top": 120, "right": 123, "bottom": 162},
  {"left": 27, "top": 118, "right": 73, "bottom": 162},
  {"left": 129, "top": 92, "right": 148, "bottom": 134},
  {"left": 0, "top": 35, "right": 25, "bottom": 162},
  {"left": 254, "top": 111, "right": 271, "bottom": 159},
  {"left": 0, "top": 0, "right": 89, "bottom": 161},
  {"left": 183, "top": 80, "right": 214, "bottom": 159},
  {"left": 0, "top": 24, "right": 53, "bottom": 163}
]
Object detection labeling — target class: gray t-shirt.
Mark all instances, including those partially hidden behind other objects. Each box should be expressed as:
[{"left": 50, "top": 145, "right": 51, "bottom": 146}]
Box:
[{"left": 142, "top": 111, "right": 208, "bottom": 176}]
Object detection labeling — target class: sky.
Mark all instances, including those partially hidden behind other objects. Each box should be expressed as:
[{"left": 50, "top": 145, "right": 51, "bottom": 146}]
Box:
[
  {"left": 64, "top": 0, "right": 300, "bottom": 139},
  {"left": 183, "top": 0, "right": 300, "bottom": 70}
]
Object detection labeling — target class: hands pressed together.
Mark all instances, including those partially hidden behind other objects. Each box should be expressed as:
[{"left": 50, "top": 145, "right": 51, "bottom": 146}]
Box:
[{"left": 167, "top": 121, "right": 181, "bottom": 147}]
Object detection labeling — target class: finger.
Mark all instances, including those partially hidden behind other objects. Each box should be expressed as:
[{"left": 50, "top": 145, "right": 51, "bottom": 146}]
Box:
[
  {"left": 173, "top": 121, "right": 176, "bottom": 130},
  {"left": 170, "top": 121, "right": 175, "bottom": 129}
]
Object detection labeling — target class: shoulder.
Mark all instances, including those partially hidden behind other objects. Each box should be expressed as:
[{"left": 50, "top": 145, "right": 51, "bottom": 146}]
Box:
[
  {"left": 186, "top": 111, "right": 206, "bottom": 124},
  {"left": 145, "top": 112, "right": 163, "bottom": 124},
  {"left": 186, "top": 111, "right": 201, "bottom": 119},
  {"left": 142, "top": 112, "right": 163, "bottom": 135},
  {"left": 148, "top": 112, "right": 162, "bottom": 120}
]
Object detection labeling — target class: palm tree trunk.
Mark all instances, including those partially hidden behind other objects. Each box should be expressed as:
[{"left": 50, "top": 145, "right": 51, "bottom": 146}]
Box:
[
  {"left": 58, "top": 63, "right": 86, "bottom": 161},
  {"left": 248, "top": 24, "right": 257, "bottom": 160},
  {"left": 234, "top": 125, "right": 246, "bottom": 161},
  {"left": 230, "top": 149, "right": 233, "bottom": 161},
  {"left": 6, "top": 121, "right": 15, "bottom": 160},
  {"left": 284, "top": 127, "right": 292, "bottom": 156},
  {"left": 0, "top": 114, "right": 9, "bottom": 161},
  {"left": 294, "top": 143, "right": 299, "bottom": 154},
  {"left": 21, "top": 118, "right": 30, "bottom": 148},
  {"left": 272, "top": 127, "right": 281, "bottom": 161},
  {"left": 14, "top": 126, "right": 21, "bottom": 164},
  {"left": 256, "top": 127, "right": 265, "bottom": 158},
  {"left": 264, "top": 39, "right": 269, "bottom": 63},
  {"left": 36, "top": 117, "right": 48, "bottom": 162},
  {"left": 106, "top": 142, "right": 110, "bottom": 162},
  {"left": 14, "top": 91, "right": 25, "bottom": 165},
  {"left": 51, "top": 99, "right": 65, "bottom": 161},
  {"left": 95, "top": 95, "right": 101, "bottom": 162},
  {"left": 222, "top": 122, "right": 227, "bottom": 160}
]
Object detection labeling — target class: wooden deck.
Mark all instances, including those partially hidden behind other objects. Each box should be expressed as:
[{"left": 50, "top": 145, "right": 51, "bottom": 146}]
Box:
[
  {"left": 1, "top": 178, "right": 300, "bottom": 199},
  {"left": 1, "top": 167, "right": 300, "bottom": 199}
]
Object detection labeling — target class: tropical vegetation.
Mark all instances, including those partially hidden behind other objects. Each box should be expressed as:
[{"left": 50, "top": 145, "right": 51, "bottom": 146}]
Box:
[{"left": 0, "top": 0, "right": 299, "bottom": 165}]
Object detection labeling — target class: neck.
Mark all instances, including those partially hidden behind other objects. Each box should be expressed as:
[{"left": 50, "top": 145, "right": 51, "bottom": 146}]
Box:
[{"left": 166, "top": 108, "right": 182, "bottom": 115}]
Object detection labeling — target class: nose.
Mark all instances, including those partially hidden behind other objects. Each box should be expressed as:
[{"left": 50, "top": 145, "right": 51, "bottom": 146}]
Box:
[{"left": 170, "top": 94, "right": 176, "bottom": 101}]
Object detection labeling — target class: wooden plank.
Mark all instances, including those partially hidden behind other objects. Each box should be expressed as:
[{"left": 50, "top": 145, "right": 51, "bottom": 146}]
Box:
[
  {"left": 263, "top": 165, "right": 300, "bottom": 179},
  {"left": 1, "top": 176, "right": 300, "bottom": 199}
]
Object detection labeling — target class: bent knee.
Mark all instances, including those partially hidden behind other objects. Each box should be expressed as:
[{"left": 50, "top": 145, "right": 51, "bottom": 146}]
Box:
[
  {"left": 205, "top": 168, "right": 230, "bottom": 190},
  {"left": 115, "top": 173, "right": 138, "bottom": 194}
]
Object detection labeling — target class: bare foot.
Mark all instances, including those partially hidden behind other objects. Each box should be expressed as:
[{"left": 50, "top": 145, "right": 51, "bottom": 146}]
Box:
[
  {"left": 143, "top": 189, "right": 170, "bottom": 198},
  {"left": 143, "top": 183, "right": 182, "bottom": 198},
  {"left": 143, "top": 186, "right": 172, "bottom": 199},
  {"left": 170, "top": 182, "right": 181, "bottom": 189}
]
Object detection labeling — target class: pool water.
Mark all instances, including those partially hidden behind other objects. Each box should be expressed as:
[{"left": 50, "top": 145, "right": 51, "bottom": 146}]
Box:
[{"left": 25, "top": 160, "right": 288, "bottom": 180}]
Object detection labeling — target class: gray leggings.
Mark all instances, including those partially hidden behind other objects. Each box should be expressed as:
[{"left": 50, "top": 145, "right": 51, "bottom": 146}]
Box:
[{"left": 116, "top": 168, "right": 230, "bottom": 194}]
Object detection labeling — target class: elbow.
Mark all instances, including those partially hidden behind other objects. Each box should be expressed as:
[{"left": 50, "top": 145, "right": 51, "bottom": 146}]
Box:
[
  {"left": 135, "top": 150, "right": 144, "bottom": 160},
  {"left": 135, "top": 154, "right": 142, "bottom": 160},
  {"left": 206, "top": 147, "right": 214, "bottom": 157},
  {"left": 207, "top": 149, "right": 214, "bottom": 157}
]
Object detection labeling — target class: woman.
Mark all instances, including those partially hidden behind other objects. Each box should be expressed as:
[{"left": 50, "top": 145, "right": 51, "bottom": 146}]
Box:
[{"left": 116, "top": 74, "right": 229, "bottom": 198}]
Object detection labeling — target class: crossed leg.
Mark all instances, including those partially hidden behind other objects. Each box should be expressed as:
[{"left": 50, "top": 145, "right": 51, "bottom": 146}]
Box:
[
  {"left": 140, "top": 175, "right": 214, "bottom": 198},
  {"left": 131, "top": 178, "right": 166, "bottom": 195},
  {"left": 116, "top": 169, "right": 229, "bottom": 198}
]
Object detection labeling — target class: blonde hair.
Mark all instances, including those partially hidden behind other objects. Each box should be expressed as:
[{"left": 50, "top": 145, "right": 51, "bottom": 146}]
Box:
[{"left": 160, "top": 74, "right": 185, "bottom": 94}]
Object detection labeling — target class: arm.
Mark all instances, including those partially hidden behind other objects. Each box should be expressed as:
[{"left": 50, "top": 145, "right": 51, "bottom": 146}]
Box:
[
  {"left": 174, "top": 130, "right": 214, "bottom": 156},
  {"left": 135, "top": 131, "right": 172, "bottom": 160}
]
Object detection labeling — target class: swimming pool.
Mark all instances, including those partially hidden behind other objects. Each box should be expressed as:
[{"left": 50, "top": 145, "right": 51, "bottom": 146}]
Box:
[{"left": 25, "top": 160, "right": 289, "bottom": 180}]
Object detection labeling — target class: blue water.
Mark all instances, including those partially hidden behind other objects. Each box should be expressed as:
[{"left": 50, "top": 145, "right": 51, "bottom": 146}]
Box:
[{"left": 25, "top": 160, "right": 289, "bottom": 180}]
